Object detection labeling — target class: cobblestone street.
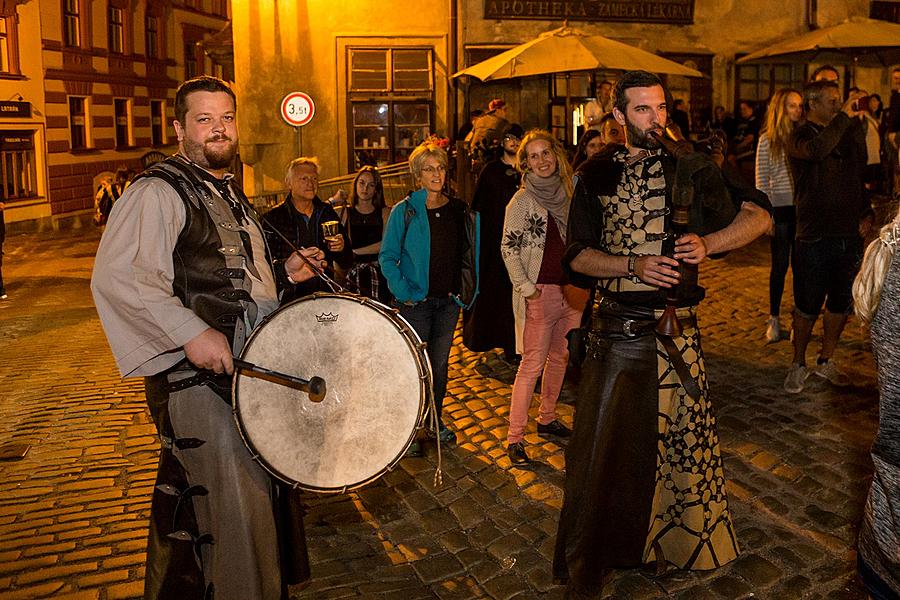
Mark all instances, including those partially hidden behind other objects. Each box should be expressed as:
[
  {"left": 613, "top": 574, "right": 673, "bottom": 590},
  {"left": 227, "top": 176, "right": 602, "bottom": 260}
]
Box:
[{"left": 0, "top": 227, "right": 879, "bottom": 599}]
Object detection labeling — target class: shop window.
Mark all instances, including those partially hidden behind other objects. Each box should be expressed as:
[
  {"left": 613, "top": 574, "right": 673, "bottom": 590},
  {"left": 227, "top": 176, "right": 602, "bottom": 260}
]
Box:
[
  {"left": 0, "top": 131, "right": 39, "bottom": 199},
  {"left": 69, "top": 96, "right": 90, "bottom": 150},
  {"left": 114, "top": 98, "right": 132, "bottom": 148},
  {"left": 63, "top": 0, "right": 81, "bottom": 47},
  {"left": 348, "top": 48, "right": 434, "bottom": 170},
  {"left": 108, "top": 5, "right": 124, "bottom": 54},
  {"left": 150, "top": 100, "right": 166, "bottom": 146}
]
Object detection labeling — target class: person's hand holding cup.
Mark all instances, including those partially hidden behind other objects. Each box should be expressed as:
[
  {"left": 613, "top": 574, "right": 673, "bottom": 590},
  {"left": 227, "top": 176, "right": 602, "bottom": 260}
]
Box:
[{"left": 321, "top": 220, "right": 344, "bottom": 253}]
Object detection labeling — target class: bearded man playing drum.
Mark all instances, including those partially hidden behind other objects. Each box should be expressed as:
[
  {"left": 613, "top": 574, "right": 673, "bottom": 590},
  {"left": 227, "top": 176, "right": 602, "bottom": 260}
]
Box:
[{"left": 91, "top": 76, "right": 325, "bottom": 600}]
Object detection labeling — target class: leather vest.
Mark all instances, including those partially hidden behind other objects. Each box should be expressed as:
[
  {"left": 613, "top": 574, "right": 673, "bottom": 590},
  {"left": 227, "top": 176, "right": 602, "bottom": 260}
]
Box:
[{"left": 135, "top": 156, "right": 264, "bottom": 354}]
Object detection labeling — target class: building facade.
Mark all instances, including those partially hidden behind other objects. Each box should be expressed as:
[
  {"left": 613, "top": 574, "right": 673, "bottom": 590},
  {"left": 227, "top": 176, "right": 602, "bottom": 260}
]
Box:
[
  {"left": 0, "top": 0, "right": 230, "bottom": 228},
  {"left": 231, "top": 0, "right": 896, "bottom": 198},
  {"left": 4, "top": 1, "right": 895, "bottom": 218}
]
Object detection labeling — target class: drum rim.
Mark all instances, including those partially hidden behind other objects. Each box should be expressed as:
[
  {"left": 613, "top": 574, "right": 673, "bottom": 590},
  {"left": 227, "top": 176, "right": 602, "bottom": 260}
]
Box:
[{"left": 232, "top": 291, "right": 434, "bottom": 494}]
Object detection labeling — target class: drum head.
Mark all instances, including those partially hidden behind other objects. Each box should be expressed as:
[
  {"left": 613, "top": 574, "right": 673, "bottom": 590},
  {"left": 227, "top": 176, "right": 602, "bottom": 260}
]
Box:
[{"left": 234, "top": 293, "right": 427, "bottom": 493}]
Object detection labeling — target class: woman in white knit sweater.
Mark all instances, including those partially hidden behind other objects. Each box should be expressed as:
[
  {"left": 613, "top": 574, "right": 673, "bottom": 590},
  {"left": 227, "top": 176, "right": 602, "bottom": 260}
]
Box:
[
  {"left": 501, "top": 130, "right": 581, "bottom": 464},
  {"left": 755, "top": 88, "right": 802, "bottom": 343}
]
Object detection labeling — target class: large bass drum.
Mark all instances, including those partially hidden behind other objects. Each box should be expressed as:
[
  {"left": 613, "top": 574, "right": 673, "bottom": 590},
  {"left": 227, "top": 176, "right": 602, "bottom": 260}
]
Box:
[{"left": 233, "top": 293, "right": 431, "bottom": 493}]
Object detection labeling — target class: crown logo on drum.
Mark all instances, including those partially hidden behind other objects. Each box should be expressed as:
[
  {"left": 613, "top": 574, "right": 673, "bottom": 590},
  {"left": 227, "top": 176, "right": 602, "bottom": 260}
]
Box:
[{"left": 315, "top": 312, "right": 339, "bottom": 323}]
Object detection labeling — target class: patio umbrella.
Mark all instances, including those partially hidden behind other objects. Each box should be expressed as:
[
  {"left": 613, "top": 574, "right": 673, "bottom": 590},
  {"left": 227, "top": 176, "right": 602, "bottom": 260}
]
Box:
[
  {"left": 452, "top": 26, "right": 703, "bottom": 80},
  {"left": 737, "top": 17, "right": 900, "bottom": 66}
]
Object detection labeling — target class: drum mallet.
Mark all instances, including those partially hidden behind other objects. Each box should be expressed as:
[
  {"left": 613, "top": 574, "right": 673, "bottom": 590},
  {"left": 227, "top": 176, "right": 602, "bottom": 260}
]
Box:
[{"left": 233, "top": 358, "right": 327, "bottom": 403}]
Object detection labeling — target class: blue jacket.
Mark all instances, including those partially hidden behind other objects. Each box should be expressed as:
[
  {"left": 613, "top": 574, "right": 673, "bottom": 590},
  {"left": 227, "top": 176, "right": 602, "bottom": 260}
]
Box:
[{"left": 379, "top": 188, "right": 480, "bottom": 308}]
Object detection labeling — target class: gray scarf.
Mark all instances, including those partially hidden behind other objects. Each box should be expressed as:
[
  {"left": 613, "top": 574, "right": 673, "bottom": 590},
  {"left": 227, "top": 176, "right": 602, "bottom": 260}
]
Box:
[{"left": 524, "top": 172, "right": 570, "bottom": 241}]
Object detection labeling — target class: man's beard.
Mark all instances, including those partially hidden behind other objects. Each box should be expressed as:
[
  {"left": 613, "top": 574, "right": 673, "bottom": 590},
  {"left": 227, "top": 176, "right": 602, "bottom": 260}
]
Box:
[
  {"left": 625, "top": 118, "right": 662, "bottom": 151},
  {"left": 182, "top": 134, "right": 236, "bottom": 170}
]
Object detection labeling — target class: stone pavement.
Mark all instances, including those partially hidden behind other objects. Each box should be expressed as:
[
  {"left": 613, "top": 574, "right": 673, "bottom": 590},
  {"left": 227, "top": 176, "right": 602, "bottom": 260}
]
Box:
[{"left": 0, "top": 227, "right": 879, "bottom": 599}]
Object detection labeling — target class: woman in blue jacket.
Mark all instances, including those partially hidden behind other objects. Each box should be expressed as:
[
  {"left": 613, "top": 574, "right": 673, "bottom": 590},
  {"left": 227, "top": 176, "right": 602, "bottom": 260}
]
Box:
[{"left": 380, "top": 141, "right": 478, "bottom": 455}]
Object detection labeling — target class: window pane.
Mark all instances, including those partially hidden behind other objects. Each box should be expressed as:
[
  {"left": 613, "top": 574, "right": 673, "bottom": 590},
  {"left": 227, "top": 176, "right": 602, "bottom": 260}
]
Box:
[
  {"left": 352, "top": 103, "right": 389, "bottom": 127},
  {"left": 392, "top": 50, "right": 430, "bottom": 91},
  {"left": 773, "top": 65, "right": 791, "bottom": 82},
  {"left": 64, "top": 0, "right": 80, "bottom": 47},
  {"left": 0, "top": 18, "right": 8, "bottom": 73},
  {"left": 737, "top": 65, "right": 758, "bottom": 81},
  {"left": 0, "top": 132, "right": 37, "bottom": 199},
  {"left": 115, "top": 99, "right": 129, "bottom": 148},
  {"left": 185, "top": 42, "right": 198, "bottom": 77},
  {"left": 350, "top": 50, "right": 388, "bottom": 91},
  {"left": 110, "top": 8, "right": 124, "bottom": 54},
  {"left": 151, "top": 100, "right": 164, "bottom": 145},
  {"left": 739, "top": 83, "right": 759, "bottom": 101},
  {"left": 65, "top": 16, "right": 80, "bottom": 46},
  {"left": 69, "top": 97, "right": 86, "bottom": 149},
  {"left": 393, "top": 103, "right": 430, "bottom": 162},
  {"left": 393, "top": 103, "right": 429, "bottom": 126}
]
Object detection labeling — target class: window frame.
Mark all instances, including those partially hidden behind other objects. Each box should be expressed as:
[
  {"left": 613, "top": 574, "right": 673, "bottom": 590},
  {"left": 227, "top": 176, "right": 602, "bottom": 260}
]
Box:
[
  {"left": 347, "top": 47, "right": 435, "bottom": 171},
  {"left": 68, "top": 95, "right": 91, "bottom": 150},
  {"left": 349, "top": 47, "right": 433, "bottom": 94},
  {"left": 113, "top": 98, "right": 133, "bottom": 149},
  {"left": 107, "top": 4, "right": 125, "bottom": 54},
  {"left": 145, "top": 14, "right": 159, "bottom": 58},
  {"left": 0, "top": 131, "right": 39, "bottom": 201},
  {"left": 0, "top": 14, "right": 21, "bottom": 75},
  {"left": 62, "top": 0, "right": 81, "bottom": 48},
  {"left": 734, "top": 58, "right": 807, "bottom": 112},
  {"left": 150, "top": 99, "right": 167, "bottom": 147}
]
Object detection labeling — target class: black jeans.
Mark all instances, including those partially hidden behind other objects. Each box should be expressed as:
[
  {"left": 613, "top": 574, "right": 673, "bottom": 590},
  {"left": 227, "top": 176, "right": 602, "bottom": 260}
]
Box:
[{"left": 769, "top": 206, "right": 795, "bottom": 316}]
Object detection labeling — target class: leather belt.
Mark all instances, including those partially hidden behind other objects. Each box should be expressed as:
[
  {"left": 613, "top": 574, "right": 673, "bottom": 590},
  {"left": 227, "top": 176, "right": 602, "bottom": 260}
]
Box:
[
  {"left": 591, "top": 313, "right": 702, "bottom": 400},
  {"left": 591, "top": 314, "right": 697, "bottom": 338}
]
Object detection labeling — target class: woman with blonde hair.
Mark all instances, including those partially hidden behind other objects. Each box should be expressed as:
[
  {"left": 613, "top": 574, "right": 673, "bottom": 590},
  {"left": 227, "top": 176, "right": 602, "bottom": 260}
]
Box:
[
  {"left": 501, "top": 129, "right": 581, "bottom": 464},
  {"left": 853, "top": 211, "right": 900, "bottom": 598},
  {"left": 756, "top": 87, "right": 803, "bottom": 343},
  {"left": 380, "top": 141, "right": 479, "bottom": 455}
]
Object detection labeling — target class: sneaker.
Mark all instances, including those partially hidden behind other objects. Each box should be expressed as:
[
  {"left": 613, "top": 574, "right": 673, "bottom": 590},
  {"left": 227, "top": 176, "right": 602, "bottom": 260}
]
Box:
[
  {"left": 405, "top": 440, "right": 422, "bottom": 458},
  {"left": 765, "top": 316, "right": 781, "bottom": 343},
  {"left": 537, "top": 419, "right": 572, "bottom": 438},
  {"left": 784, "top": 363, "right": 810, "bottom": 394},
  {"left": 814, "top": 359, "right": 851, "bottom": 387},
  {"left": 437, "top": 427, "right": 456, "bottom": 445},
  {"left": 507, "top": 441, "right": 530, "bottom": 464}
]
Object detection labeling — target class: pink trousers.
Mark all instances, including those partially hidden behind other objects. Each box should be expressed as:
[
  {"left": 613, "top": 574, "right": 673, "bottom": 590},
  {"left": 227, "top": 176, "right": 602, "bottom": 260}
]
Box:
[{"left": 507, "top": 284, "right": 582, "bottom": 443}]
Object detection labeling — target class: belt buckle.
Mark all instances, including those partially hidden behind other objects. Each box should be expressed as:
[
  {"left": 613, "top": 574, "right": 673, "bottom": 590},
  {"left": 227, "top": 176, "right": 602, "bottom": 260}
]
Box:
[{"left": 622, "top": 319, "right": 637, "bottom": 337}]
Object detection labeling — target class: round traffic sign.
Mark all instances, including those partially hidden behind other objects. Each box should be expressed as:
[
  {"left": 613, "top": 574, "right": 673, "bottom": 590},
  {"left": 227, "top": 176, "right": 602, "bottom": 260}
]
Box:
[{"left": 280, "top": 92, "right": 315, "bottom": 127}]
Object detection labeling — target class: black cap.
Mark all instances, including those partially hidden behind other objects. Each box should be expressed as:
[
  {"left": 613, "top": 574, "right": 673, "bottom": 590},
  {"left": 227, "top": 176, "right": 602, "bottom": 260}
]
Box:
[{"left": 505, "top": 123, "right": 525, "bottom": 139}]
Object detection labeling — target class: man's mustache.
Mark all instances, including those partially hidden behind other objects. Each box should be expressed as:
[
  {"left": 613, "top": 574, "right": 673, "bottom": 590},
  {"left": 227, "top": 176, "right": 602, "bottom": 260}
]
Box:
[{"left": 206, "top": 134, "right": 232, "bottom": 143}]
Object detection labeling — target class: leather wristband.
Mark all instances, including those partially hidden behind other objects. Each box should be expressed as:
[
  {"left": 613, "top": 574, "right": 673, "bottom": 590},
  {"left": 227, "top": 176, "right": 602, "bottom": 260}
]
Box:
[{"left": 627, "top": 254, "right": 637, "bottom": 277}]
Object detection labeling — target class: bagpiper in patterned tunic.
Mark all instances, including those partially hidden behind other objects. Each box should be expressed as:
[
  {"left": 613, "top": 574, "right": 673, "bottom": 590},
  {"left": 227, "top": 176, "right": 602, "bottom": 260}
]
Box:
[{"left": 553, "top": 146, "right": 751, "bottom": 597}]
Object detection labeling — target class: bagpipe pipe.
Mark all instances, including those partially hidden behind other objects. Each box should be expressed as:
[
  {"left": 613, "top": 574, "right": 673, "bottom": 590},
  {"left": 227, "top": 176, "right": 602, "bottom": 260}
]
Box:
[{"left": 648, "top": 123, "right": 731, "bottom": 338}]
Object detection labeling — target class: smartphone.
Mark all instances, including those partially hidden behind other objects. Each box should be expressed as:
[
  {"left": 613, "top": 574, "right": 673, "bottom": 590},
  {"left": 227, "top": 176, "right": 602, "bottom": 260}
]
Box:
[{"left": 853, "top": 95, "right": 871, "bottom": 112}]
